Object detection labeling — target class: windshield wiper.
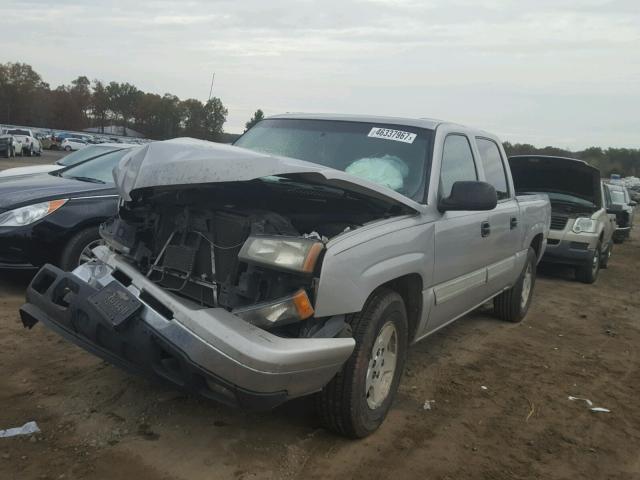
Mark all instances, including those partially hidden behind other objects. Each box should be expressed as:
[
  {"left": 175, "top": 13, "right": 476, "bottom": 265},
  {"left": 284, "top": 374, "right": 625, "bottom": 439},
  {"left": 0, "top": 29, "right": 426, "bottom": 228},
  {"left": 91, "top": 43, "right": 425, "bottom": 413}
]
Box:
[{"left": 67, "top": 176, "right": 105, "bottom": 184}]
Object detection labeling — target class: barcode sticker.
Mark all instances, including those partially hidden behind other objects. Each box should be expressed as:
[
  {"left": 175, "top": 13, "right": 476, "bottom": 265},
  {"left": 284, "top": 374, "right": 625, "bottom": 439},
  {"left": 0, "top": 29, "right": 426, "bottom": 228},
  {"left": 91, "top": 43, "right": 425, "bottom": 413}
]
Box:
[{"left": 368, "top": 127, "right": 417, "bottom": 144}]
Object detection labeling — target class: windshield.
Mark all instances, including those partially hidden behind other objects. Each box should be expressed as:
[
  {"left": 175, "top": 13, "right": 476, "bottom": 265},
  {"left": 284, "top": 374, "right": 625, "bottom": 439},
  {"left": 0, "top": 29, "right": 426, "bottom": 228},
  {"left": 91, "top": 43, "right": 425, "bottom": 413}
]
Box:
[
  {"left": 7, "top": 129, "right": 29, "bottom": 136},
  {"left": 609, "top": 189, "right": 626, "bottom": 204},
  {"left": 60, "top": 148, "right": 134, "bottom": 184},
  {"left": 235, "top": 119, "right": 434, "bottom": 201},
  {"left": 57, "top": 145, "right": 121, "bottom": 166}
]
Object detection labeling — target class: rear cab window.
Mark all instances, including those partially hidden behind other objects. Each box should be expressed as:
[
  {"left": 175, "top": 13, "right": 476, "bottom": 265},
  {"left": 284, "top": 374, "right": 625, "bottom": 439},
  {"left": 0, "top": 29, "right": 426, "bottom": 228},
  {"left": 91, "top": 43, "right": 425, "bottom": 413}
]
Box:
[{"left": 475, "top": 137, "right": 510, "bottom": 200}]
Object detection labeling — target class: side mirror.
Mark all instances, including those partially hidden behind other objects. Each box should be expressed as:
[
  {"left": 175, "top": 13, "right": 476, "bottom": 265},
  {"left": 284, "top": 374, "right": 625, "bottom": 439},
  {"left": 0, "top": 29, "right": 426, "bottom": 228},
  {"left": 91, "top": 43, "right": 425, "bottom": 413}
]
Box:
[
  {"left": 438, "top": 181, "right": 498, "bottom": 213},
  {"left": 629, "top": 201, "right": 637, "bottom": 207}
]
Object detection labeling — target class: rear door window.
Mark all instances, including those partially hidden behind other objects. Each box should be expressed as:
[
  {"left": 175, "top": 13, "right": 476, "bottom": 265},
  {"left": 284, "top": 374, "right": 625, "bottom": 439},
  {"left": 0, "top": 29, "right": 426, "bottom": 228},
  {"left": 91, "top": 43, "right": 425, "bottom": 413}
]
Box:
[{"left": 476, "top": 138, "right": 510, "bottom": 200}]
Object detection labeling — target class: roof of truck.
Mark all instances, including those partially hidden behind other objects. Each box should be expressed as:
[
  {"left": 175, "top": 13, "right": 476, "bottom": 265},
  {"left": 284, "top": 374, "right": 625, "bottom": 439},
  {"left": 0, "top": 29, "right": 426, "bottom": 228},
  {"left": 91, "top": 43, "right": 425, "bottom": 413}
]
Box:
[
  {"left": 271, "top": 113, "right": 466, "bottom": 130},
  {"left": 267, "top": 113, "right": 504, "bottom": 140}
]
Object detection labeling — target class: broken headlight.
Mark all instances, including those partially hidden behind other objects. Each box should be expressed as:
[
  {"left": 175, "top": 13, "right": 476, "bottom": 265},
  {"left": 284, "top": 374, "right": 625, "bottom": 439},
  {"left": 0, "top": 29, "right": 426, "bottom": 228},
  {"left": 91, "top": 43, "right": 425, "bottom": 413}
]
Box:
[
  {"left": 238, "top": 236, "right": 324, "bottom": 274},
  {"left": 233, "top": 289, "right": 315, "bottom": 327}
]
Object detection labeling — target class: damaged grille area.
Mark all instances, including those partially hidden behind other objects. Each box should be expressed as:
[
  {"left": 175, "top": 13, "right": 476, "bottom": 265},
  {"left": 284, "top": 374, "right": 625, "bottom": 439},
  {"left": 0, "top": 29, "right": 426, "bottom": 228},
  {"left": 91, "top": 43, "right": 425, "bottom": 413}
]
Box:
[
  {"left": 143, "top": 208, "right": 293, "bottom": 309},
  {"left": 100, "top": 178, "right": 402, "bottom": 316}
]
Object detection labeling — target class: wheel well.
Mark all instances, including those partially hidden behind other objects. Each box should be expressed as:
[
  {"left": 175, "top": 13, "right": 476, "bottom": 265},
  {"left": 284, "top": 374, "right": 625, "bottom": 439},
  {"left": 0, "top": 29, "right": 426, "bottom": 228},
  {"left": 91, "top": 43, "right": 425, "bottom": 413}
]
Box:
[
  {"left": 378, "top": 274, "right": 423, "bottom": 342},
  {"left": 530, "top": 233, "right": 544, "bottom": 259}
]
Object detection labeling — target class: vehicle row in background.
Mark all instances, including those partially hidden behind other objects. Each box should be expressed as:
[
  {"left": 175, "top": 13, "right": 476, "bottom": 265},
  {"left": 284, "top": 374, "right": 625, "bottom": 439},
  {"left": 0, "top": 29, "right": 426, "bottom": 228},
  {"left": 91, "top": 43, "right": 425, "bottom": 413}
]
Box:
[{"left": 1, "top": 124, "right": 152, "bottom": 151}]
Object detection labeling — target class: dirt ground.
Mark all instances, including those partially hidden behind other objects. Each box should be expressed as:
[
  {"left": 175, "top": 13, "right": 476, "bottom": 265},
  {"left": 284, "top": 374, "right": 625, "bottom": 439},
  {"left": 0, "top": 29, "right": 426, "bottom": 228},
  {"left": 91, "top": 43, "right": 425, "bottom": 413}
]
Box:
[{"left": 0, "top": 157, "right": 639, "bottom": 479}]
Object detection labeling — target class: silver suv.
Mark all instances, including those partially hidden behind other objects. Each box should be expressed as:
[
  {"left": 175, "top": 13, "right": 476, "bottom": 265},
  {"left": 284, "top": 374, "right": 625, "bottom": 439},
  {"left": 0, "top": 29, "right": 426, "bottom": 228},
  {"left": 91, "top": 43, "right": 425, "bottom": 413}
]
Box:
[{"left": 509, "top": 155, "right": 615, "bottom": 283}]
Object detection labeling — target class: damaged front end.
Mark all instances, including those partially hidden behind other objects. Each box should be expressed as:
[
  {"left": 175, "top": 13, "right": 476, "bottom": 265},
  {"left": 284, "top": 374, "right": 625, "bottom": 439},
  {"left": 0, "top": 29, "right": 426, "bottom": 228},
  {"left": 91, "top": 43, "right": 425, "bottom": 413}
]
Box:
[{"left": 20, "top": 139, "right": 417, "bottom": 408}]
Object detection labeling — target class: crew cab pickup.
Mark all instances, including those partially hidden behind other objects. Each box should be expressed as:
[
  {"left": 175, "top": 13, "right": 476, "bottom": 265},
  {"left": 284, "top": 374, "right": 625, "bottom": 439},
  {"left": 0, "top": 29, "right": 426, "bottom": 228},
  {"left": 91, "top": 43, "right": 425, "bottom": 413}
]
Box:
[{"left": 20, "top": 115, "right": 550, "bottom": 438}]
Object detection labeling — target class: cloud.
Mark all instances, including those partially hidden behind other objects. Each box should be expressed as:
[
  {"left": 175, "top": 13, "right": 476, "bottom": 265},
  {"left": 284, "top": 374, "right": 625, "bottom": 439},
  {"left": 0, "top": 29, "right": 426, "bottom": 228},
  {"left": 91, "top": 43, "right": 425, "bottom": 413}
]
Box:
[{"left": 1, "top": 0, "right": 639, "bottom": 147}]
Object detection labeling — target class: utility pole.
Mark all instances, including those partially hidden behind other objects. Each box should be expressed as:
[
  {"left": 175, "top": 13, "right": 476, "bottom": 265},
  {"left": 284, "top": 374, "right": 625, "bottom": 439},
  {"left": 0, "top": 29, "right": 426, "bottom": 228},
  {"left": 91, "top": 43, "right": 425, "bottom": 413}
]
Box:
[{"left": 208, "top": 73, "right": 215, "bottom": 102}]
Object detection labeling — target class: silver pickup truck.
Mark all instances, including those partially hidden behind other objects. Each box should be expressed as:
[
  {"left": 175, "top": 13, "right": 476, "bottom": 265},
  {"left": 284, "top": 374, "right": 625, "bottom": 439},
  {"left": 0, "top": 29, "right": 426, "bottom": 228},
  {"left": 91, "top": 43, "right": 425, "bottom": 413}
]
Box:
[{"left": 20, "top": 115, "right": 550, "bottom": 437}]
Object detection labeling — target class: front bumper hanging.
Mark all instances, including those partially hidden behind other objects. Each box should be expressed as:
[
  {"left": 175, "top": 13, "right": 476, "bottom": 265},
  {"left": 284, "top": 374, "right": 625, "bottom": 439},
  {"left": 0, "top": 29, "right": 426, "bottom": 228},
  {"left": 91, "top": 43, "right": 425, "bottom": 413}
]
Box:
[{"left": 20, "top": 250, "right": 354, "bottom": 410}]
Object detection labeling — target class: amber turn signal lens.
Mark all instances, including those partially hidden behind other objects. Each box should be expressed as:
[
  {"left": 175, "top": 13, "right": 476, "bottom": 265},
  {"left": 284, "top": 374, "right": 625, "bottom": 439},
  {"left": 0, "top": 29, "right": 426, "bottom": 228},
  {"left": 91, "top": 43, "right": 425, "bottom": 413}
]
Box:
[{"left": 292, "top": 289, "right": 315, "bottom": 320}]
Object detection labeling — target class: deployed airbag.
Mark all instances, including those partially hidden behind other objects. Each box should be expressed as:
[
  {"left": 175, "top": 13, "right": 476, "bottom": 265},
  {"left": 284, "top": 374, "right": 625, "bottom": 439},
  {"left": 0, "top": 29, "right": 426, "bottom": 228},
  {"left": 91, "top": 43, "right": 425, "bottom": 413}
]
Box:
[{"left": 345, "top": 155, "right": 408, "bottom": 192}]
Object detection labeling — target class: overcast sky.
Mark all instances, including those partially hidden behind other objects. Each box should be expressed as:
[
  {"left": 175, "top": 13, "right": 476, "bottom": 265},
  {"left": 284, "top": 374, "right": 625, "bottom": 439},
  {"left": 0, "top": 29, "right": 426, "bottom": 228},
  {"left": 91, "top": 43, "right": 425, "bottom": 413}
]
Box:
[{"left": 4, "top": 0, "right": 639, "bottom": 148}]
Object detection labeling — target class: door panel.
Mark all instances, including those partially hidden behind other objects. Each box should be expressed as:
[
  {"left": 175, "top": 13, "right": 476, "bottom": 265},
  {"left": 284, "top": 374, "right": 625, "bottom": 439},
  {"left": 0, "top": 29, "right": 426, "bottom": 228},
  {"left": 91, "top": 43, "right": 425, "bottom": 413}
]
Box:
[
  {"left": 430, "top": 209, "right": 493, "bottom": 330},
  {"left": 486, "top": 199, "right": 521, "bottom": 290}
]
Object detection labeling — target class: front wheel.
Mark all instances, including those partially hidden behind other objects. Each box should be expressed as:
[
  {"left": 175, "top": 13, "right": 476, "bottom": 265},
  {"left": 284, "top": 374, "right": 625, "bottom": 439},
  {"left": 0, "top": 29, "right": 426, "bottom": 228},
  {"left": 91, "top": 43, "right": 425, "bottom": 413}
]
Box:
[
  {"left": 317, "top": 289, "right": 408, "bottom": 438},
  {"left": 64, "top": 146, "right": 72, "bottom": 152},
  {"left": 59, "top": 227, "right": 104, "bottom": 271},
  {"left": 494, "top": 247, "right": 537, "bottom": 323},
  {"left": 575, "top": 242, "right": 601, "bottom": 284}
]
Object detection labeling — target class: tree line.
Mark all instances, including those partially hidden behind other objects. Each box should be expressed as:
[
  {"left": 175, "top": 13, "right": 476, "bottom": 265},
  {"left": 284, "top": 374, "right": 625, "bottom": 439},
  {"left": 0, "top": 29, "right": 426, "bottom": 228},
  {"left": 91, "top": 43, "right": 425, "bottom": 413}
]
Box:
[
  {"left": 0, "top": 62, "right": 263, "bottom": 142},
  {"left": 1, "top": 62, "right": 638, "bottom": 175}
]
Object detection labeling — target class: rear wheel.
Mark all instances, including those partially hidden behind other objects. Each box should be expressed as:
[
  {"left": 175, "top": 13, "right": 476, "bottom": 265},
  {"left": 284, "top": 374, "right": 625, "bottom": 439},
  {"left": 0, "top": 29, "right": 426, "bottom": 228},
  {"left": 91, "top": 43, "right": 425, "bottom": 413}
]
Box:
[
  {"left": 59, "top": 227, "right": 104, "bottom": 271},
  {"left": 316, "top": 288, "right": 408, "bottom": 438},
  {"left": 64, "top": 146, "right": 72, "bottom": 152},
  {"left": 575, "top": 242, "right": 601, "bottom": 284},
  {"left": 494, "top": 247, "right": 537, "bottom": 322}
]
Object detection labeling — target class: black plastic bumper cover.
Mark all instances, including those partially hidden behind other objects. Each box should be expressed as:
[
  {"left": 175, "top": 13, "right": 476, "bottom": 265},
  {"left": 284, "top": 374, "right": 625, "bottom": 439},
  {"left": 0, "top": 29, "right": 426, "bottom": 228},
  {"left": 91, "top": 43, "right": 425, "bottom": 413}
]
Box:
[{"left": 20, "top": 264, "right": 288, "bottom": 410}]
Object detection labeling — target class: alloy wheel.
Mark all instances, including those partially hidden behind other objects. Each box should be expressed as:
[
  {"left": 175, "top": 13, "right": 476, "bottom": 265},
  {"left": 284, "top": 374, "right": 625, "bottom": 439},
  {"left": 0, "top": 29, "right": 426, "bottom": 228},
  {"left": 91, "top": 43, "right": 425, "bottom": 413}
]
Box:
[{"left": 365, "top": 322, "right": 398, "bottom": 410}]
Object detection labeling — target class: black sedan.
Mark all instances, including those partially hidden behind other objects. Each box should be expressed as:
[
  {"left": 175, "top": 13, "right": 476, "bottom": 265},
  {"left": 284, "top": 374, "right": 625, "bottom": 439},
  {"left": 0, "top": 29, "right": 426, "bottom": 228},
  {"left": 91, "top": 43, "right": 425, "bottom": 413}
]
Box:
[{"left": 0, "top": 147, "right": 136, "bottom": 270}]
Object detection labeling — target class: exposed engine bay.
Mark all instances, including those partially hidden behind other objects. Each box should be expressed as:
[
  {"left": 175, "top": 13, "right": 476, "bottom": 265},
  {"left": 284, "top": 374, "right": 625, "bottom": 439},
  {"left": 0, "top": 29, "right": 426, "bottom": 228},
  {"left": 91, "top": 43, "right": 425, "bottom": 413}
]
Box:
[{"left": 100, "top": 177, "right": 407, "bottom": 332}]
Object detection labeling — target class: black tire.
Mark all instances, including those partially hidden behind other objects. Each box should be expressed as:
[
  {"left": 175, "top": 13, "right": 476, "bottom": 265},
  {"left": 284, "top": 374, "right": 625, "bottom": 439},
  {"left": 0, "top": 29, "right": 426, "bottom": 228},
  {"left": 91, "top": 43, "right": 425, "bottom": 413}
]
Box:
[
  {"left": 494, "top": 247, "right": 537, "bottom": 323},
  {"left": 601, "top": 241, "right": 612, "bottom": 269},
  {"left": 575, "top": 242, "right": 601, "bottom": 284},
  {"left": 64, "top": 146, "right": 72, "bottom": 152},
  {"left": 316, "top": 288, "right": 408, "bottom": 438},
  {"left": 59, "top": 227, "right": 102, "bottom": 271}
]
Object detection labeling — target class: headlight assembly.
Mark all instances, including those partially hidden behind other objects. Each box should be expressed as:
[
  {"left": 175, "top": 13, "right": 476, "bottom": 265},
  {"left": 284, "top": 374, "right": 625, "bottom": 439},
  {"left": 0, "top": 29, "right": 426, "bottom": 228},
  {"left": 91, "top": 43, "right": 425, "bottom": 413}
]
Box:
[
  {"left": 572, "top": 217, "right": 597, "bottom": 234},
  {"left": 238, "top": 236, "right": 324, "bottom": 274},
  {"left": 233, "top": 289, "right": 315, "bottom": 327},
  {"left": 0, "top": 199, "right": 68, "bottom": 227}
]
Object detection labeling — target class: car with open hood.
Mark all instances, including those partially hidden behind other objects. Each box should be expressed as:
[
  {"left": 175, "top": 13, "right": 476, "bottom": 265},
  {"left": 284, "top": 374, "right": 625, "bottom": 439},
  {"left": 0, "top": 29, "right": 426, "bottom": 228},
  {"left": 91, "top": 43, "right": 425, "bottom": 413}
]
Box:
[
  {"left": 509, "top": 155, "right": 615, "bottom": 283},
  {"left": 20, "top": 115, "right": 550, "bottom": 438}
]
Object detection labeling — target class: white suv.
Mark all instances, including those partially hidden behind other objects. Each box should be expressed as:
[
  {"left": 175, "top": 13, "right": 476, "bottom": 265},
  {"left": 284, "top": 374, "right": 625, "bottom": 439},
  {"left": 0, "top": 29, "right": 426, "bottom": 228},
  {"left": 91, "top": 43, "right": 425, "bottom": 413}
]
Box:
[{"left": 60, "top": 138, "right": 88, "bottom": 151}]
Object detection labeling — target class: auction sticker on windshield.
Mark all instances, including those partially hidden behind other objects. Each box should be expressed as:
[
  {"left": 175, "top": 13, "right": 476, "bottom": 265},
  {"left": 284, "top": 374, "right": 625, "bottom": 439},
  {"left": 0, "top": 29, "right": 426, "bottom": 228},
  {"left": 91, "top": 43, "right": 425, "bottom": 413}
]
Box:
[{"left": 368, "top": 127, "right": 417, "bottom": 144}]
